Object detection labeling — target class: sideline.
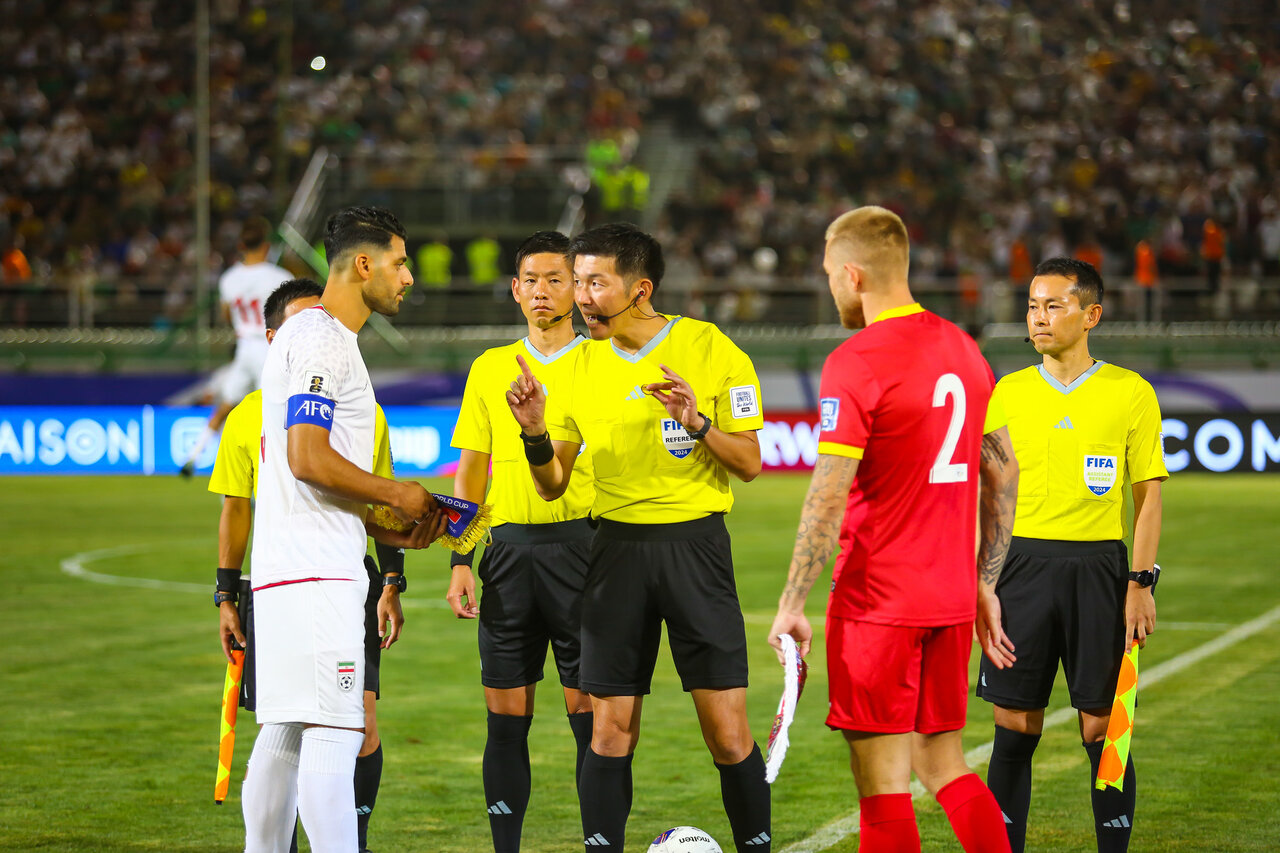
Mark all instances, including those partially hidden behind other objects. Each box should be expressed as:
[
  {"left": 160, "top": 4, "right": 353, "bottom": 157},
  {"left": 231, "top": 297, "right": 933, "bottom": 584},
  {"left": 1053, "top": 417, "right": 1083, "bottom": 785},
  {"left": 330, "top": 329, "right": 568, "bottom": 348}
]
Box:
[
  {"left": 59, "top": 543, "right": 449, "bottom": 608},
  {"left": 781, "top": 601, "right": 1280, "bottom": 853}
]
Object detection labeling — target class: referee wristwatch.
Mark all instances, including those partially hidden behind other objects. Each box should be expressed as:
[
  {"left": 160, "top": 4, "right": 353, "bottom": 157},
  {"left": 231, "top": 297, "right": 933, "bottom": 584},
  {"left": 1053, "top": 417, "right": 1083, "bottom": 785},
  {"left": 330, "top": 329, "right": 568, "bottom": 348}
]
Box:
[
  {"left": 214, "top": 590, "right": 237, "bottom": 607},
  {"left": 382, "top": 573, "right": 407, "bottom": 593},
  {"left": 1128, "top": 564, "right": 1161, "bottom": 591},
  {"left": 687, "top": 412, "right": 712, "bottom": 441}
]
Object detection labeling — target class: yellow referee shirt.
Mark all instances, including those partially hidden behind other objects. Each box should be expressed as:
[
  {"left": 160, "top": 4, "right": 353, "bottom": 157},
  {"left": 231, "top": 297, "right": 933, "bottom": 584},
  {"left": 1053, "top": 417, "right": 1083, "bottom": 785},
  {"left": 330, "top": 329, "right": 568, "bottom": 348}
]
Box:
[
  {"left": 546, "top": 316, "right": 764, "bottom": 524},
  {"left": 451, "top": 336, "right": 595, "bottom": 526},
  {"left": 208, "top": 388, "right": 394, "bottom": 500},
  {"left": 995, "top": 361, "right": 1168, "bottom": 542}
]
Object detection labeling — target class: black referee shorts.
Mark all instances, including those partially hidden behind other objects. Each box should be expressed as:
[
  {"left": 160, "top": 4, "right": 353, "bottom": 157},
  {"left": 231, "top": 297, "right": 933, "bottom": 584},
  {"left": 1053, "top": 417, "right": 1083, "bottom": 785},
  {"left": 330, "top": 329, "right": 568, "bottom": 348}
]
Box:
[
  {"left": 977, "top": 537, "right": 1128, "bottom": 711},
  {"left": 477, "top": 519, "right": 592, "bottom": 690},
  {"left": 579, "top": 513, "right": 749, "bottom": 696}
]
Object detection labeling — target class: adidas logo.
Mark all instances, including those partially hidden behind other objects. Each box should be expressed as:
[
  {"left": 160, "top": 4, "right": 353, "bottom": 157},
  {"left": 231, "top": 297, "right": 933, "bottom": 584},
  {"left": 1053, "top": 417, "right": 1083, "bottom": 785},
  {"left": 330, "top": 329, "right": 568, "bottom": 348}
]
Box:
[
  {"left": 1102, "top": 815, "right": 1131, "bottom": 829},
  {"left": 745, "top": 832, "right": 771, "bottom": 845},
  {"left": 355, "top": 805, "right": 372, "bottom": 816},
  {"left": 584, "top": 832, "right": 611, "bottom": 846},
  {"left": 487, "top": 800, "right": 513, "bottom": 815},
  {"left": 625, "top": 385, "right": 647, "bottom": 401},
  {"left": 1054, "top": 416, "right": 1074, "bottom": 430},
  {"left": 1002, "top": 811, "right": 1013, "bottom": 825}
]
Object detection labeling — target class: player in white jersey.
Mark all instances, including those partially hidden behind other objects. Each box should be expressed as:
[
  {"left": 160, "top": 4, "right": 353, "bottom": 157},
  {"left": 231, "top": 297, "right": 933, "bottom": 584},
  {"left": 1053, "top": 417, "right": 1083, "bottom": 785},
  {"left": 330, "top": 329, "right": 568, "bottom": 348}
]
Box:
[
  {"left": 181, "top": 216, "right": 292, "bottom": 477},
  {"left": 242, "top": 206, "right": 446, "bottom": 853}
]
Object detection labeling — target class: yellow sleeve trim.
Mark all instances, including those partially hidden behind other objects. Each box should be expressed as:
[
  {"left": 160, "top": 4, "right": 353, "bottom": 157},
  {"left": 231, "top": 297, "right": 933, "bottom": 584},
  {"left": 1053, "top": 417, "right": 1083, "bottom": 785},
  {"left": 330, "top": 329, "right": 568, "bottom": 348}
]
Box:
[{"left": 818, "top": 441, "right": 864, "bottom": 459}]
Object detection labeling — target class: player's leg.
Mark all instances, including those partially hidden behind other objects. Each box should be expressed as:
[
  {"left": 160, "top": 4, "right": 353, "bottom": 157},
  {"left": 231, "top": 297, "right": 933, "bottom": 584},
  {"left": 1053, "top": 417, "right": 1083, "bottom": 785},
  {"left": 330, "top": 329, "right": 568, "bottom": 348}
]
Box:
[
  {"left": 843, "top": 731, "right": 919, "bottom": 853},
  {"left": 181, "top": 360, "right": 248, "bottom": 475},
  {"left": 483, "top": 685, "right": 537, "bottom": 853},
  {"left": 977, "top": 542, "right": 1061, "bottom": 853},
  {"left": 1065, "top": 543, "right": 1135, "bottom": 853},
  {"left": 562, "top": 686, "right": 593, "bottom": 785},
  {"left": 243, "top": 722, "right": 303, "bottom": 853},
  {"left": 538, "top": 529, "right": 595, "bottom": 787},
  {"left": 356, "top": 555, "right": 387, "bottom": 853},
  {"left": 691, "top": 688, "right": 771, "bottom": 852}
]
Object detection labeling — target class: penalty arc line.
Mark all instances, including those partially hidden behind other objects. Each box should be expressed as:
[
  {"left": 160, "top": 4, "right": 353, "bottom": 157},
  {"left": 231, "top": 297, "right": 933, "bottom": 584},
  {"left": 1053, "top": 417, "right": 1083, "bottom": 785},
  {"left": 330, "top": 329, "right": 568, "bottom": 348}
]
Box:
[{"left": 781, "top": 601, "right": 1280, "bottom": 853}]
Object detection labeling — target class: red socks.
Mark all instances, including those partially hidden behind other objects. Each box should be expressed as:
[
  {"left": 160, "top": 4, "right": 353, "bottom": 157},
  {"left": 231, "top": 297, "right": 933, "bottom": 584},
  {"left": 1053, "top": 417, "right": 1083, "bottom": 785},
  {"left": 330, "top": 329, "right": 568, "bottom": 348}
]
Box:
[
  {"left": 859, "top": 793, "right": 919, "bottom": 852},
  {"left": 936, "top": 773, "right": 1012, "bottom": 853}
]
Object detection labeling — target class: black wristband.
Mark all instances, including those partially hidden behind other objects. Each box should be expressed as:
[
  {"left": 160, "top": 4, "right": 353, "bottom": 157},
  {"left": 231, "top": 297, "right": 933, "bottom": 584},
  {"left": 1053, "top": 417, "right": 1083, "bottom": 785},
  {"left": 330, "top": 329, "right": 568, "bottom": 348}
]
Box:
[
  {"left": 451, "top": 549, "right": 475, "bottom": 568},
  {"left": 216, "top": 568, "right": 242, "bottom": 593},
  {"left": 524, "top": 432, "right": 555, "bottom": 466}
]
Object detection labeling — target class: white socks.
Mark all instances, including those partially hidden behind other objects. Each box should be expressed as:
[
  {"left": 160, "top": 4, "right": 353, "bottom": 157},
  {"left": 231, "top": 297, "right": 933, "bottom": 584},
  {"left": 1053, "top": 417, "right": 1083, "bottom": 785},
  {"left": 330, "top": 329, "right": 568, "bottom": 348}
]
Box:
[
  {"left": 296, "top": 727, "right": 365, "bottom": 853},
  {"left": 242, "top": 723, "right": 302, "bottom": 853}
]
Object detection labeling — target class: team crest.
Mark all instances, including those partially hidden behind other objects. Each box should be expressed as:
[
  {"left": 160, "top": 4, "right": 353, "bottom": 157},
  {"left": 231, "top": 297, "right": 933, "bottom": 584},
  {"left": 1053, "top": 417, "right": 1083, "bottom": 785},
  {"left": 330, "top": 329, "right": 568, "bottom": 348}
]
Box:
[
  {"left": 1083, "top": 455, "right": 1118, "bottom": 496},
  {"left": 661, "top": 418, "right": 696, "bottom": 459},
  {"left": 337, "top": 661, "right": 356, "bottom": 692}
]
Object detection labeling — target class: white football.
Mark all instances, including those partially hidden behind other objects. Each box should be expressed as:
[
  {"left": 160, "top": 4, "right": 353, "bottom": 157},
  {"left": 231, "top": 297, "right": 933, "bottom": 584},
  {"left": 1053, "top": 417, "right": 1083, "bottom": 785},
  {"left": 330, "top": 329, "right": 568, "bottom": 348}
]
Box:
[{"left": 649, "top": 825, "right": 723, "bottom": 853}]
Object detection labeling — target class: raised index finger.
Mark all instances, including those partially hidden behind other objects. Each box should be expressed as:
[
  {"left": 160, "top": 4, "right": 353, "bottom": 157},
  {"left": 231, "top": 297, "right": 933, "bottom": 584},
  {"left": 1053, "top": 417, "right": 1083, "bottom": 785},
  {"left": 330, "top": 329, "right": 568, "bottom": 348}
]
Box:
[{"left": 515, "top": 353, "right": 537, "bottom": 383}]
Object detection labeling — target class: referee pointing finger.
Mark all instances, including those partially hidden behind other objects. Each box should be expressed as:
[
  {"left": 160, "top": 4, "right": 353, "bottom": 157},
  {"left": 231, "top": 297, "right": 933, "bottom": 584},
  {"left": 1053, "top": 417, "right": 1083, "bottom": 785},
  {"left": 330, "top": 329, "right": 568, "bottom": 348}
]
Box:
[{"left": 508, "top": 223, "right": 772, "bottom": 853}]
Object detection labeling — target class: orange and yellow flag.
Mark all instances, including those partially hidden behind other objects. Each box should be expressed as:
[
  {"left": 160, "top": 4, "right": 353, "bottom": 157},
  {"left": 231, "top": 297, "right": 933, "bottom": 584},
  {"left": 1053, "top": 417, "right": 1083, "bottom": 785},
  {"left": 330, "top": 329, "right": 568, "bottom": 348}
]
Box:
[
  {"left": 1095, "top": 642, "right": 1139, "bottom": 791},
  {"left": 215, "top": 649, "right": 245, "bottom": 804}
]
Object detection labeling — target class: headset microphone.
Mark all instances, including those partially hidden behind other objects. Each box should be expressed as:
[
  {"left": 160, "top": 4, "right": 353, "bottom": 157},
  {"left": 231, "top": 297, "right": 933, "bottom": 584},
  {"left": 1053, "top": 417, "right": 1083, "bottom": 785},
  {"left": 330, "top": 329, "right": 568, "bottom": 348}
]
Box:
[
  {"left": 1024, "top": 336, "right": 1031, "bottom": 343},
  {"left": 544, "top": 309, "right": 574, "bottom": 325},
  {"left": 588, "top": 292, "right": 643, "bottom": 324}
]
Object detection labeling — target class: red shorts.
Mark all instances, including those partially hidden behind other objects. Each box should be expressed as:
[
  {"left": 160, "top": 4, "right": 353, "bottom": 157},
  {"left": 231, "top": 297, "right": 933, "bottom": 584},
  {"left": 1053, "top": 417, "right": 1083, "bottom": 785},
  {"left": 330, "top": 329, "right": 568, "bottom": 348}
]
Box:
[{"left": 825, "top": 616, "right": 972, "bottom": 734}]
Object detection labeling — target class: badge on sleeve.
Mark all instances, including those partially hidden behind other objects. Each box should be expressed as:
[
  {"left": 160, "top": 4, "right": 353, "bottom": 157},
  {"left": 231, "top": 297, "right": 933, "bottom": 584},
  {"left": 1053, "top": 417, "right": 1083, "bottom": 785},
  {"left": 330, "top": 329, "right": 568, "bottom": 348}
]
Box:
[
  {"left": 306, "top": 370, "right": 333, "bottom": 396},
  {"left": 730, "top": 385, "right": 760, "bottom": 418},
  {"left": 1083, "top": 455, "right": 1118, "bottom": 496},
  {"left": 820, "top": 398, "right": 840, "bottom": 433}
]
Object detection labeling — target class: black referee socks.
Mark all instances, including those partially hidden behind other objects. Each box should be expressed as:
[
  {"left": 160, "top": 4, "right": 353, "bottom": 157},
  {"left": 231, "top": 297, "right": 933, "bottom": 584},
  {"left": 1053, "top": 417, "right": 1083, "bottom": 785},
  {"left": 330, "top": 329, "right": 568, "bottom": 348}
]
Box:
[
  {"left": 568, "top": 711, "right": 594, "bottom": 787},
  {"left": 986, "top": 725, "right": 1040, "bottom": 853},
  {"left": 484, "top": 712, "right": 534, "bottom": 853},
  {"left": 353, "top": 744, "right": 382, "bottom": 851},
  {"left": 578, "top": 748, "right": 633, "bottom": 850},
  {"left": 1084, "top": 739, "right": 1135, "bottom": 853},
  {"left": 716, "top": 743, "right": 771, "bottom": 852}
]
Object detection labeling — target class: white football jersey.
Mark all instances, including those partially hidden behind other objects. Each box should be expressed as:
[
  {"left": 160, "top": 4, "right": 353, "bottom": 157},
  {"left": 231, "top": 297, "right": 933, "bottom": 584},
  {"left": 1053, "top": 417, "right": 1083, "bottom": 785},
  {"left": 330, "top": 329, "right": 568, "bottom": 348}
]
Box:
[
  {"left": 219, "top": 260, "right": 292, "bottom": 344},
  {"left": 252, "top": 305, "right": 376, "bottom": 586}
]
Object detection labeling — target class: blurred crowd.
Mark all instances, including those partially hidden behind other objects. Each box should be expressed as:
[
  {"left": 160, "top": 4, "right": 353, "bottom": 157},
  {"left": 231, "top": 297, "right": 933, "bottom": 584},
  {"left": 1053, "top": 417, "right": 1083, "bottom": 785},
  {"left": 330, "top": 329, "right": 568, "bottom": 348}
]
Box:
[{"left": 1, "top": 0, "right": 1278, "bottom": 326}]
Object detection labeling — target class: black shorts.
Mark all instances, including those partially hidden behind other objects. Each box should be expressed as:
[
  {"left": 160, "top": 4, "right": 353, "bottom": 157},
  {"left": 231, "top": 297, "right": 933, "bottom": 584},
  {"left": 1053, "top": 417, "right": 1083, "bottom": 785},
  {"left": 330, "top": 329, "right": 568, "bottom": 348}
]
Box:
[
  {"left": 477, "top": 520, "right": 592, "bottom": 690},
  {"left": 977, "top": 537, "right": 1128, "bottom": 711},
  {"left": 241, "top": 560, "right": 382, "bottom": 709},
  {"left": 579, "top": 514, "right": 748, "bottom": 696}
]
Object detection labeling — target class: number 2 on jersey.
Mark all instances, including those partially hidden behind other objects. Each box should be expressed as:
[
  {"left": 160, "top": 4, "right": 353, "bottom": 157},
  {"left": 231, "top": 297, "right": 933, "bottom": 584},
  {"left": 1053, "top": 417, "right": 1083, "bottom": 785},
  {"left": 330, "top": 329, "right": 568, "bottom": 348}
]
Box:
[{"left": 929, "top": 373, "right": 968, "bottom": 484}]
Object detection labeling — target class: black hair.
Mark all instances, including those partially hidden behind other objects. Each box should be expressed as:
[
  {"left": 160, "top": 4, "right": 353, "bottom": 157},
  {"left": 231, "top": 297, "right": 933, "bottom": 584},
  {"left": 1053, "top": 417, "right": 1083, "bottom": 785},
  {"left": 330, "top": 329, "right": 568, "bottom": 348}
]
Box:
[
  {"left": 514, "top": 230, "right": 571, "bottom": 275},
  {"left": 322, "top": 206, "right": 407, "bottom": 264},
  {"left": 1033, "top": 257, "right": 1104, "bottom": 307},
  {"left": 263, "top": 278, "right": 324, "bottom": 330},
  {"left": 568, "top": 222, "right": 664, "bottom": 292},
  {"left": 240, "top": 216, "right": 272, "bottom": 251}
]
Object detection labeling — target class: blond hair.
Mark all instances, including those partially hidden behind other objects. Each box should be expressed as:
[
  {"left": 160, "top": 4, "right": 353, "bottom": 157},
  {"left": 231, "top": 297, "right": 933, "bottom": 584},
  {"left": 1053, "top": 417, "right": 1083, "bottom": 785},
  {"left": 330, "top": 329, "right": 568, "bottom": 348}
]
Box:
[{"left": 825, "top": 206, "right": 910, "bottom": 285}]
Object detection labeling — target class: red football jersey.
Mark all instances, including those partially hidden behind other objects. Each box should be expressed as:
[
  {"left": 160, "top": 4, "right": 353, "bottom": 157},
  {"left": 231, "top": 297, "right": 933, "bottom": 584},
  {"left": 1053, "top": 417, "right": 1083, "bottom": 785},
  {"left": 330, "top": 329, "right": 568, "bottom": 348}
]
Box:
[{"left": 818, "top": 306, "right": 996, "bottom": 626}]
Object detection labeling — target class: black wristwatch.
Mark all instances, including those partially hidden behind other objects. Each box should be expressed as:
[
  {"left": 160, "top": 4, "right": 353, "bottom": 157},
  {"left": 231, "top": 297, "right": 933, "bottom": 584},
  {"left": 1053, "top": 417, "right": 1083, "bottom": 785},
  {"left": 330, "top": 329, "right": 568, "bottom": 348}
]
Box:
[
  {"left": 687, "top": 413, "right": 712, "bottom": 441},
  {"left": 214, "top": 590, "right": 238, "bottom": 607},
  {"left": 1128, "top": 564, "right": 1161, "bottom": 590},
  {"left": 382, "top": 573, "right": 407, "bottom": 593}
]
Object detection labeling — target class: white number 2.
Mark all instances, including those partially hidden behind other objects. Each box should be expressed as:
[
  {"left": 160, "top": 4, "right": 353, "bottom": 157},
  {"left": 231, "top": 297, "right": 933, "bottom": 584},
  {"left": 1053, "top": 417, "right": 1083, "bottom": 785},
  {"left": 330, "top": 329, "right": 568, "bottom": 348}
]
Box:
[{"left": 929, "top": 373, "right": 969, "bottom": 484}]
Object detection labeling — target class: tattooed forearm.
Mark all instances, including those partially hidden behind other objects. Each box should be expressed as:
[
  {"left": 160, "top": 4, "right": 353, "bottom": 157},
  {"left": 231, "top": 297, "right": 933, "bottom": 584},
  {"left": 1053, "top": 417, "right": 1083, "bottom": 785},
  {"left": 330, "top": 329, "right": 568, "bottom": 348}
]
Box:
[
  {"left": 780, "top": 454, "right": 858, "bottom": 607},
  {"left": 977, "top": 428, "right": 1018, "bottom": 588}
]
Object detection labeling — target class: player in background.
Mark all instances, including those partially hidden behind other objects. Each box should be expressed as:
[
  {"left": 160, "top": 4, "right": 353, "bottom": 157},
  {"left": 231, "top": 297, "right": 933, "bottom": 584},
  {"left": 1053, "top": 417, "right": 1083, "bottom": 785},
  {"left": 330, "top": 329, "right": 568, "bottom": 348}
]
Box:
[
  {"left": 242, "top": 206, "right": 445, "bottom": 853},
  {"left": 181, "top": 216, "right": 292, "bottom": 477},
  {"left": 210, "top": 277, "right": 407, "bottom": 853},
  {"left": 767, "top": 206, "right": 1019, "bottom": 853},
  {"left": 446, "top": 231, "right": 596, "bottom": 852},
  {"left": 506, "top": 224, "right": 772, "bottom": 853},
  {"left": 977, "top": 258, "right": 1166, "bottom": 853}
]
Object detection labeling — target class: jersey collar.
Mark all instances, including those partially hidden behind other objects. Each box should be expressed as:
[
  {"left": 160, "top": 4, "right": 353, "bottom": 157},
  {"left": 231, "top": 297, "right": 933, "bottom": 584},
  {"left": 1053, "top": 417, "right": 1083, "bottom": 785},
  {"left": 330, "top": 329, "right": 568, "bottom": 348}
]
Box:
[
  {"left": 869, "top": 303, "right": 924, "bottom": 324},
  {"left": 521, "top": 334, "right": 587, "bottom": 365},
  {"left": 1037, "top": 360, "right": 1107, "bottom": 394},
  {"left": 610, "top": 316, "right": 680, "bottom": 363}
]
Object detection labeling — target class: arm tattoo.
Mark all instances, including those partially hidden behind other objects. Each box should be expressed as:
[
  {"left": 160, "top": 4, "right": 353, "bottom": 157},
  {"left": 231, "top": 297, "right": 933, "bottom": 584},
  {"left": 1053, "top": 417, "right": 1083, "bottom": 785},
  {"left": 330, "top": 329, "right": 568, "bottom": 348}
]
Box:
[
  {"left": 781, "top": 454, "right": 858, "bottom": 605},
  {"left": 978, "top": 431, "right": 1017, "bottom": 588}
]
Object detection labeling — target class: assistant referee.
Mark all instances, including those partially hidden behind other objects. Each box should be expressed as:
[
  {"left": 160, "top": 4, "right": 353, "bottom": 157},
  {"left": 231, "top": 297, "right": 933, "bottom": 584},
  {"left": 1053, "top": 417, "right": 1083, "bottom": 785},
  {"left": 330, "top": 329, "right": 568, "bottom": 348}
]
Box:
[
  {"left": 505, "top": 223, "right": 772, "bottom": 853},
  {"left": 977, "top": 258, "right": 1167, "bottom": 853}
]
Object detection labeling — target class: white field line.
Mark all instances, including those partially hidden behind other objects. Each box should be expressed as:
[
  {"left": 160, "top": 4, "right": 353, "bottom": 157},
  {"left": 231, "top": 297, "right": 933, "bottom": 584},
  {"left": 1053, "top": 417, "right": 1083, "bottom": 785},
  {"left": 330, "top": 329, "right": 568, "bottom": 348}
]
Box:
[
  {"left": 59, "top": 543, "right": 449, "bottom": 607},
  {"left": 781, "top": 602, "right": 1280, "bottom": 853}
]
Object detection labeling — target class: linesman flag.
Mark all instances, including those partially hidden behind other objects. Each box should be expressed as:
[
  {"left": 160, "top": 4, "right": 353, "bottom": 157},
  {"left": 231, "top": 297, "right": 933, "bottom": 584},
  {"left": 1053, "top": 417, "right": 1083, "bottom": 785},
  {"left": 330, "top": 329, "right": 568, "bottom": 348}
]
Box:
[
  {"left": 215, "top": 648, "right": 245, "bottom": 804},
  {"left": 1095, "top": 641, "right": 1139, "bottom": 792}
]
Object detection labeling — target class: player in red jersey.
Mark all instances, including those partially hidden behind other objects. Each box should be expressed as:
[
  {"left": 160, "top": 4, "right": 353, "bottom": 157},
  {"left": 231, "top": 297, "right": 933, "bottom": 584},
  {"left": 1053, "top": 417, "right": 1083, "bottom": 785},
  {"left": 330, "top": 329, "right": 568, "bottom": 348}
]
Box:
[{"left": 768, "top": 206, "right": 1020, "bottom": 853}]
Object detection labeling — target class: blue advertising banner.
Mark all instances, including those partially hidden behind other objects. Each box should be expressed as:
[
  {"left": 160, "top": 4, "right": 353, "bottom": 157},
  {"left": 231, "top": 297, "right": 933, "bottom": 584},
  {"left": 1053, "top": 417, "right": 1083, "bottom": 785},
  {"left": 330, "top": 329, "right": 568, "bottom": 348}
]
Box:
[{"left": 0, "top": 406, "right": 464, "bottom": 476}]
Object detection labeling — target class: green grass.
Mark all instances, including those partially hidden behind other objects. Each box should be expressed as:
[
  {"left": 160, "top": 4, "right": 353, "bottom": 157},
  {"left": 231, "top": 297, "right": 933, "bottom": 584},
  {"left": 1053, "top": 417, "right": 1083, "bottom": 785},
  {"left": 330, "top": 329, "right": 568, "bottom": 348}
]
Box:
[{"left": 1, "top": 473, "right": 1278, "bottom": 851}]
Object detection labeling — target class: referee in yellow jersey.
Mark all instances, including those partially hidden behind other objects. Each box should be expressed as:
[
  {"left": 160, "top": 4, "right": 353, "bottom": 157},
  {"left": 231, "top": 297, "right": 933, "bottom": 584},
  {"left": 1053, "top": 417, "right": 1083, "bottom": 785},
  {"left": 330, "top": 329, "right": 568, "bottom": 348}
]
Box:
[
  {"left": 210, "top": 278, "right": 416, "bottom": 853},
  {"left": 447, "top": 231, "right": 596, "bottom": 852},
  {"left": 976, "top": 259, "right": 1167, "bottom": 853},
  {"left": 505, "top": 223, "right": 771, "bottom": 853}
]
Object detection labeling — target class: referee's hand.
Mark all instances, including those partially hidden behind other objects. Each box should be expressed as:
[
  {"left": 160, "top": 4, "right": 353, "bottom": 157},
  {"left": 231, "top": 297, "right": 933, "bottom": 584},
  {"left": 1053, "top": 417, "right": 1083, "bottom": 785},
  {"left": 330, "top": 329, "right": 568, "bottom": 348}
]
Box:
[
  {"left": 446, "top": 565, "right": 479, "bottom": 619},
  {"left": 507, "top": 354, "right": 547, "bottom": 434},
  {"left": 1124, "top": 584, "right": 1157, "bottom": 650}
]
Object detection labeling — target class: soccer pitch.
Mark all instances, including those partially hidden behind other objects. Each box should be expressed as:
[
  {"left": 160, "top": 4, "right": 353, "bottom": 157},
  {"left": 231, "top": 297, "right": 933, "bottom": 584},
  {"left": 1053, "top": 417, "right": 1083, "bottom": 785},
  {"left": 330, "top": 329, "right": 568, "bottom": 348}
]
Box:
[{"left": 2, "top": 473, "right": 1278, "bottom": 851}]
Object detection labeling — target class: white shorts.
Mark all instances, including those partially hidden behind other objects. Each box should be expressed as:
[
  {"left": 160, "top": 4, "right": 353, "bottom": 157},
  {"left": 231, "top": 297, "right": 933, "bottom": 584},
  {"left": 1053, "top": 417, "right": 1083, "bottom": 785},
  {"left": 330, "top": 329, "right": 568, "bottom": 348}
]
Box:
[
  {"left": 253, "top": 578, "right": 367, "bottom": 728},
  {"left": 219, "top": 341, "right": 269, "bottom": 403}
]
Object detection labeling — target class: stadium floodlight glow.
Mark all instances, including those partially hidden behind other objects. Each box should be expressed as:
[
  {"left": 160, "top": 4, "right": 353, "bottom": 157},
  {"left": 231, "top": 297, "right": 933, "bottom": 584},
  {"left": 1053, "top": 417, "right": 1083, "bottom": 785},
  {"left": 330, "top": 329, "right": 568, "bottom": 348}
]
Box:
[{"left": 310, "top": 56, "right": 326, "bottom": 71}]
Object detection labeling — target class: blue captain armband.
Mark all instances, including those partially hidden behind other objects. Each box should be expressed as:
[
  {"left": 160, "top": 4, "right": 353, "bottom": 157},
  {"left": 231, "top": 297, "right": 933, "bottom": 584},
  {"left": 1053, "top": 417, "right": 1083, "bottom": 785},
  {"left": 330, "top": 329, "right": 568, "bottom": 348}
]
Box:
[{"left": 286, "top": 393, "right": 336, "bottom": 430}]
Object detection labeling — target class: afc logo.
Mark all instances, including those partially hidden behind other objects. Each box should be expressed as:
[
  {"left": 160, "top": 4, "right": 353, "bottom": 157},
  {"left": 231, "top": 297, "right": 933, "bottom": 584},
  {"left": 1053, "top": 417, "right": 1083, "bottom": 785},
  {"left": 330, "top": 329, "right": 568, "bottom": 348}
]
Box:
[{"left": 294, "top": 399, "right": 333, "bottom": 422}]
